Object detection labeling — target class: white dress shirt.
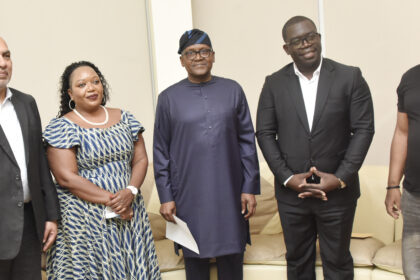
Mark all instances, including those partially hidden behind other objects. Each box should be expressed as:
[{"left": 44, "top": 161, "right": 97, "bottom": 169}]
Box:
[
  {"left": 0, "top": 88, "right": 30, "bottom": 202},
  {"left": 293, "top": 58, "right": 323, "bottom": 131},
  {"left": 284, "top": 58, "right": 323, "bottom": 186}
]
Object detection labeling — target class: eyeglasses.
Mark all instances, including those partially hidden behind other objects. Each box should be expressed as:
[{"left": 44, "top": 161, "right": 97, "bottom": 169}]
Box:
[
  {"left": 286, "top": 32, "right": 320, "bottom": 48},
  {"left": 182, "top": 48, "right": 213, "bottom": 60}
]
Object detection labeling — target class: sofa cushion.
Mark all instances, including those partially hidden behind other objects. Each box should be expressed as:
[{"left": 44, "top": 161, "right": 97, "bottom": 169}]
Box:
[
  {"left": 311, "top": 237, "right": 383, "bottom": 267},
  {"left": 141, "top": 166, "right": 162, "bottom": 215},
  {"left": 371, "top": 268, "right": 405, "bottom": 280},
  {"left": 249, "top": 162, "right": 282, "bottom": 235},
  {"left": 349, "top": 237, "right": 385, "bottom": 266},
  {"left": 245, "top": 235, "right": 383, "bottom": 267},
  {"left": 155, "top": 239, "right": 184, "bottom": 272},
  {"left": 140, "top": 166, "right": 156, "bottom": 207},
  {"left": 148, "top": 213, "right": 166, "bottom": 240},
  {"left": 314, "top": 237, "right": 383, "bottom": 267},
  {"left": 244, "top": 234, "right": 287, "bottom": 265},
  {"left": 353, "top": 165, "right": 395, "bottom": 245},
  {"left": 372, "top": 239, "right": 403, "bottom": 274}
]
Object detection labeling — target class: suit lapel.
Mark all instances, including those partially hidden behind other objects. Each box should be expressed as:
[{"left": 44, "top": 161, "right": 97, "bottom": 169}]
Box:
[
  {"left": 286, "top": 67, "right": 311, "bottom": 134},
  {"left": 11, "top": 90, "right": 30, "bottom": 165},
  {"left": 312, "top": 59, "right": 335, "bottom": 132},
  {"left": 0, "top": 125, "right": 19, "bottom": 166}
]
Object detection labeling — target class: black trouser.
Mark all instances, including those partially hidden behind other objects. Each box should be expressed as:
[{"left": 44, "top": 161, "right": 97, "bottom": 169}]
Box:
[
  {"left": 277, "top": 199, "right": 356, "bottom": 280},
  {"left": 0, "top": 202, "right": 41, "bottom": 280},
  {"left": 184, "top": 253, "right": 244, "bottom": 280}
]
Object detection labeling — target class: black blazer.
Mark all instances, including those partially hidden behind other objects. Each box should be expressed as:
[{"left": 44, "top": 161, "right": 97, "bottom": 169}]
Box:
[
  {"left": 256, "top": 58, "right": 374, "bottom": 205},
  {"left": 0, "top": 88, "right": 59, "bottom": 260}
]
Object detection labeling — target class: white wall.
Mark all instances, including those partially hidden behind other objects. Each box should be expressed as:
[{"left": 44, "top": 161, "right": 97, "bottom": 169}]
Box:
[
  {"left": 0, "top": 0, "right": 155, "bottom": 154},
  {"left": 324, "top": 0, "right": 420, "bottom": 165},
  {"left": 192, "top": 0, "right": 420, "bottom": 166},
  {"left": 191, "top": 0, "right": 319, "bottom": 160},
  {"left": 2, "top": 0, "right": 420, "bottom": 166},
  {"left": 148, "top": 0, "right": 193, "bottom": 95}
]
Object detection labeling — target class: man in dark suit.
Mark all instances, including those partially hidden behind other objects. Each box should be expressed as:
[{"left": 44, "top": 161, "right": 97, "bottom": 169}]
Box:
[
  {"left": 0, "top": 36, "right": 60, "bottom": 280},
  {"left": 256, "top": 16, "right": 374, "bottom": 280}
]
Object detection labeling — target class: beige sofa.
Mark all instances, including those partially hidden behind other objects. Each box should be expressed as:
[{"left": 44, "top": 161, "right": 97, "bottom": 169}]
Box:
[{"left": 42, "top": 163, "right": 405, "bottom": 279}]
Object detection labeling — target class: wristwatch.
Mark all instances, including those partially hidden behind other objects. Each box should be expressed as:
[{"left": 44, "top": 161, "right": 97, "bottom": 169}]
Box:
[
  {"left": 126, "top": 185, "right": 139, "bottom": 196},
  {"left": 337, "top": 178, "right": 347, "bottom": 189}
]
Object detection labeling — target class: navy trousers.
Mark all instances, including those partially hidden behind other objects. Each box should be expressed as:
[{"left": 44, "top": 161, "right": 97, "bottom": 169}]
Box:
[{"left": 184, "top": 253, "right": 244, "bottom": 280}]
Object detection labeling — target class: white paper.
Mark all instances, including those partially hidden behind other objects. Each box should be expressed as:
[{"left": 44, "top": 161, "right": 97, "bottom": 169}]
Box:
[
  {"left": 105, "top": 206, "right": 120, "bottom": 219},
  {"left": 166, "top": 215, "right": 200, "bottom": 254}
]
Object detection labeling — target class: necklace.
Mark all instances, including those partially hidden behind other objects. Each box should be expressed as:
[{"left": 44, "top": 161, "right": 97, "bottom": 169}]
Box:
[{"left": 73, "top": 105, "right": 109, "bottom": 126}]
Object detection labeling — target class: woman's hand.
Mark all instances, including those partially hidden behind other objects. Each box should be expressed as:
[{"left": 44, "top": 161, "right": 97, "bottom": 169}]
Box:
[
  {"left": 107, "top": 189, "right": 134, "bottom": 214},
  {"left": 119, "top": 207, "right": 134, "bottom": 221}
]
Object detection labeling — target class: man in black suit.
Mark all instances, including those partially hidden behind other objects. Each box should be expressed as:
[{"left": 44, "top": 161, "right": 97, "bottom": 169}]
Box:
[
  {"left": 0, "top": 36, "right": 60, "bottom": 280},
  {"left": 256, "top": 16, "right": 374, "bottom": 279}
]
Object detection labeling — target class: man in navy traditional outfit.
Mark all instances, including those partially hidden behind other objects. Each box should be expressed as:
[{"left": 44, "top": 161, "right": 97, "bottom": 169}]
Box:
[{"left": 153, "top": 29, "right": 260, "bottom": 280}]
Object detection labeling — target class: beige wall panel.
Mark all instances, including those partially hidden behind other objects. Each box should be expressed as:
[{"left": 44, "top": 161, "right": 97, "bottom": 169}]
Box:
[
  {"left": 324, "top": 0, "right": 420, "bottom": 165},
  {"left": 192, "top": 0, "right": 319, "bottom": 128},
  {"left": 0, "top": 0, "right": 155, "bottom": 154}
]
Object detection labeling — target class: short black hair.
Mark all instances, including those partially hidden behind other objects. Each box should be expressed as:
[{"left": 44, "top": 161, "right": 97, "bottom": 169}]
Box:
[
  {"left": 282, "top": 16, "right": 317, "bottom": 42},
  {"left": 57, "top": 61, "right": 110, "bottom": 117}
]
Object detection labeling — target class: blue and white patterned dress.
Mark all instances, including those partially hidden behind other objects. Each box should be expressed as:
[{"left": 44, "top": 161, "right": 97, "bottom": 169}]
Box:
[{"left": 43, "top": 110, "right": 161, "bottom": 280}]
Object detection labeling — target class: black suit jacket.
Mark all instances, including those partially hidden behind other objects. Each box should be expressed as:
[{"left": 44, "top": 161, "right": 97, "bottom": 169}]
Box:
[
  {"left": 0, "top": 88, "right": 60, "bottom": 260},
  {"left": 256, "top": 58, "right": 374, "bottom": 205}
]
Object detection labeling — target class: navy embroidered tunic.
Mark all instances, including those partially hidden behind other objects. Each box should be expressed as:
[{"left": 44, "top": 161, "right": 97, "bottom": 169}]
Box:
[{"left": 153, "top": 76, "right": 260, "bottom": 258}]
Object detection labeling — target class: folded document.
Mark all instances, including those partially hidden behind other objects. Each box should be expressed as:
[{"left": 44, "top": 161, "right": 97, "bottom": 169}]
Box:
[{"left": 166, "top": 215, "right": 199, "bottom": 254}]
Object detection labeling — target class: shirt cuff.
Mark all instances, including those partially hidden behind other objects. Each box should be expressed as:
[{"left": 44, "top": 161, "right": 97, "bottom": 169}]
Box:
[{"left": 284, "top": 175, "right": 293, "bottom": 186}]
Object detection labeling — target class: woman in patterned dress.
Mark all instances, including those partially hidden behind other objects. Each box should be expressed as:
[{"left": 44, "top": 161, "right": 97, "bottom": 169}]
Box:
[{"left": 43, "top": 61, "right": 161, "bottom": 280}]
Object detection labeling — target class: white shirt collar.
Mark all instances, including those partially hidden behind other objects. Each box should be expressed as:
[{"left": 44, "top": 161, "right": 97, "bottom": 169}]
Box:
[
  {"left": 293, "top": 57, "right": 323, "bottom": 82},
  {"left": 1, "top": 88, "right": 13, "bottom": 106}
]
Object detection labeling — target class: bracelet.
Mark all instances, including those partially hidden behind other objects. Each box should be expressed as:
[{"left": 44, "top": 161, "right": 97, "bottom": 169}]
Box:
[{"left": 386, "top": 185, "right": 400, "bottom": 190}]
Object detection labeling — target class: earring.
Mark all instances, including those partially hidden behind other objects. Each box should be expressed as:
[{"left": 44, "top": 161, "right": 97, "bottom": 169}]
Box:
[{"left": 68, "top": 99, "right": 75, "bottom": 110}]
